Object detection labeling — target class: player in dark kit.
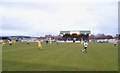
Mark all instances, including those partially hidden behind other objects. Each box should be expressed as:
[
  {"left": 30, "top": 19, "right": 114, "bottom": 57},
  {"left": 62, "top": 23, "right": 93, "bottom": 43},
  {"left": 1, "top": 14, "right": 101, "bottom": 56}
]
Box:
[{"left": 46, "top": 39, "right": 49, "bottom": 45}]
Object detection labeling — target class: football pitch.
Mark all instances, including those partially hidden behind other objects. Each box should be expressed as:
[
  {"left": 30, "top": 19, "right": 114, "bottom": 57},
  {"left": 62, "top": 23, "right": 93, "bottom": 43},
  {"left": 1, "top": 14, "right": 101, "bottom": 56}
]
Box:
[{"left": 2, "top": 42, "right": 118, "bottom": 71}]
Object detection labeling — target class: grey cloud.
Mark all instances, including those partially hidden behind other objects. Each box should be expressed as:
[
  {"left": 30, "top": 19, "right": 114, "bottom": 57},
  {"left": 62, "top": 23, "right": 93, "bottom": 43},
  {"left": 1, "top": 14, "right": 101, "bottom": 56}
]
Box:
[
  {"left": 2, "top": 17, "right": 31, "bottom": 31},
  {"left": 1, "top": 2, "right": 118, "bottom": 36}
]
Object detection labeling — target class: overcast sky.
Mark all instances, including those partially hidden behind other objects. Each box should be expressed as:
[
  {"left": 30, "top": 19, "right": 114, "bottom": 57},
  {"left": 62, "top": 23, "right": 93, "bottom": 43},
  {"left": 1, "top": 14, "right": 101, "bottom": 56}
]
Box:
[{"left": 0, "top": 0, "right": 119, "bottom": 37}]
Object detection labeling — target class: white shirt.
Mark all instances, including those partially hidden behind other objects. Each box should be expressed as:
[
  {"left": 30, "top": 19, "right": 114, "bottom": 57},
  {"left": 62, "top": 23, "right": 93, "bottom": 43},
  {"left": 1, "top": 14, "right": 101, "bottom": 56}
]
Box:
[
  {"left": 84, "top": 42, "right": 88, "bottom": 47},
  {"left": 114, "top": 41, "right": 117, "bottom": 44},
  {"left": 9, "top": 41, "right": 12, "bottom": 44}
]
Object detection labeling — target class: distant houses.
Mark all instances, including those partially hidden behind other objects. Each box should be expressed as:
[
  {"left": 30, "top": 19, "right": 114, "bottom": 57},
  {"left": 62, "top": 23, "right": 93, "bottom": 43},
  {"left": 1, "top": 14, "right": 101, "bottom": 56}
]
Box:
[
  {"left": 0, "top": 34, "right": 119, "bottom": 43},
  {"left": 0, "top": 36, "right": 38, "bottom": 42}
]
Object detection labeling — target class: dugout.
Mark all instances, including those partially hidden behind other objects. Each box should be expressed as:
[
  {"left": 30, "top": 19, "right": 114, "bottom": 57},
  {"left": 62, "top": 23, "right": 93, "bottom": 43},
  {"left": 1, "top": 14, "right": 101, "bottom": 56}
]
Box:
[{"left": 60, "top": 30, "right": 91, "bottom": 42}]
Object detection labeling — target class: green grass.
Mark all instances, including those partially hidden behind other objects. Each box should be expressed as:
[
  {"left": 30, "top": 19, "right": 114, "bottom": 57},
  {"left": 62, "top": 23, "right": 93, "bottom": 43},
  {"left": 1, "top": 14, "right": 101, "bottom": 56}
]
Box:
[{"left": 2, "top": 42, "right": 118, "bottom": 71}]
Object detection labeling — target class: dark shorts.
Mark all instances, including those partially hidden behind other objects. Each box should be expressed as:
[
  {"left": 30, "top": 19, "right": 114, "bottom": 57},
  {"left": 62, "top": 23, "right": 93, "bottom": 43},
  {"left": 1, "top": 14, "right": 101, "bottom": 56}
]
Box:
[
  {"left": 114, "top": 44, "right": 116, "bottom": 46},
  {"left": 73, "top": 40, "right": 75, "bottom": 43},
  {"left": 46, "top": 41, "right": 48, "bottom": 43},
  {"left": 84, "top": 47, "right": 87, "bottom": 49}
]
